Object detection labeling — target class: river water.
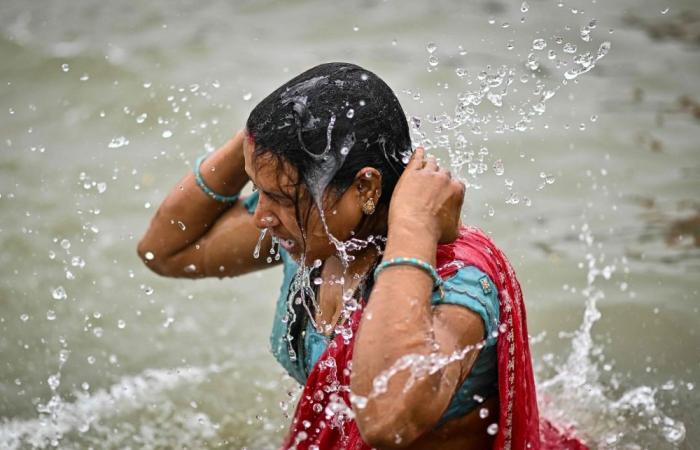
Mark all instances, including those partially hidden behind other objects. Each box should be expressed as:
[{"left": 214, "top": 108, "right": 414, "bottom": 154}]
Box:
[{"left": 1, "top": 0, "right": 698, "bottom": 448}]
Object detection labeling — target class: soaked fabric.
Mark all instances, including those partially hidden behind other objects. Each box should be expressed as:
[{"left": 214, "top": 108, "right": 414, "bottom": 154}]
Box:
[
  {"left": 302, "top": 265, "right": 501, "bottom": 426},
  {"left": 279, "top": 226, "right": 589, "bottom": 450}
]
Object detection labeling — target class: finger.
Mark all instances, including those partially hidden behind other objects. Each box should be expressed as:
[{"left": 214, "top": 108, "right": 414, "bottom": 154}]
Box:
[
  {"left": 407, "top": 147, "right": 425, "bottom": 170},
  {"left": 424, "top": 154, "right": 439, "bottom": 171},
  {"left": 440, "top": 167, "right": 452, "bottom": 179}
]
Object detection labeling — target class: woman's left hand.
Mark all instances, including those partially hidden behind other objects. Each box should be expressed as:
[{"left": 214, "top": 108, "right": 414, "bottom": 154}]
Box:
[{"left": 387, "top": 147, "right": 465, "bottom": 244}]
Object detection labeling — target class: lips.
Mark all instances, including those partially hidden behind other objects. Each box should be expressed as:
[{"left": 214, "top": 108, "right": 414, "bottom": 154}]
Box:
[{"left": 273, "top": 233, "right": 297, "bottom": 253}]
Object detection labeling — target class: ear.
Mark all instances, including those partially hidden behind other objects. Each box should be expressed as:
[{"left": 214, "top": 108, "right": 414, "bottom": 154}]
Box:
[{"left": 353, "top": 167, "right": 382, "bottom": 204}]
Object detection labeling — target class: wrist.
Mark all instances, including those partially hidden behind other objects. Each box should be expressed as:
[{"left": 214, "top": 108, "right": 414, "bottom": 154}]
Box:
[
  {"left": 198, "top": 133, "right": 249, "bottom": 197},
  {"left": 384, "top": 220, "right": 439, "bottom": 265}
]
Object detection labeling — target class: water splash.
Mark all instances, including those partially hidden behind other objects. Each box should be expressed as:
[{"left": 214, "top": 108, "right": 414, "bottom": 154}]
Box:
[
  {"left": 536, "top": 223, "right": 686, "bottom": 448},
  {"left": 253, "top": 227, "right": 268, "bottom": 259},
  {"left": 0, "top": 362, "right": 229, "bottom": 449}
]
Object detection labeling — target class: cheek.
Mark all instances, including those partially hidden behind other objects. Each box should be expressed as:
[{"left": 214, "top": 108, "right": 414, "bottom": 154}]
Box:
[{"left": 324, "top": 200, "right": 362, "bottom": 240}]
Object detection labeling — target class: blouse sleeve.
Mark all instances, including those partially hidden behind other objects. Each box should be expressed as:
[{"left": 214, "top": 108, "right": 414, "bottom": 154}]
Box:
[
  {"left": 430, "top": 265, "right": 500, "bottom": 347},
  {"left": 241, "top": 191, "right": 260, "bottom": 215}
]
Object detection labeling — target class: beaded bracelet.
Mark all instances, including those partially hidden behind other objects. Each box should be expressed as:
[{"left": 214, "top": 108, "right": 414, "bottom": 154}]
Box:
[
  {"left": 194, "top": 155, "right": 240, "bottom": 203},
  {"left": 373, "top": 257, "right": 443, "bottom": 290}
]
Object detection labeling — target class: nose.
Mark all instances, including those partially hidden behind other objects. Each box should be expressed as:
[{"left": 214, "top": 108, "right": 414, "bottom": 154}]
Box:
[{"left": 252, "top": 195, "right": 280, "bottom": 229}]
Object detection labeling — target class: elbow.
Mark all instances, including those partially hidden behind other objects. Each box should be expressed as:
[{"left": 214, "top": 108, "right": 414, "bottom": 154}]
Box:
[{"left": 356, "top": 410, "right": 425, "bottom": 449}]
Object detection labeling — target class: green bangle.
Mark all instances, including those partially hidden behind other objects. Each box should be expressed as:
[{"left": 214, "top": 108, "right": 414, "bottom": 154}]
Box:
[
  {"left": 374, "top": 257, "right": 443, "bottom": 288},
  {"left": 194, "top": 155, "right": 240, "bottom": 203}
]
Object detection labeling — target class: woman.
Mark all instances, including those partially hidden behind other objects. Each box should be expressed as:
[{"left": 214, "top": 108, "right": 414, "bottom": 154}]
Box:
[{"left": 138, "top": 63, "right": 585, "bottom": 449}]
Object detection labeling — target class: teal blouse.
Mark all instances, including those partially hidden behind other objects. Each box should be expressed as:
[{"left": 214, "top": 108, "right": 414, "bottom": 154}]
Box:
[{"left": 242, "top": 193, "right": 499, "bottom": 426}]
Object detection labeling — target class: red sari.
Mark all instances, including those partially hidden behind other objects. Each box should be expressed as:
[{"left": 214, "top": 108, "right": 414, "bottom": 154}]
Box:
[{"left": 281, "top": 227, "right": 588, "bottom": 450}]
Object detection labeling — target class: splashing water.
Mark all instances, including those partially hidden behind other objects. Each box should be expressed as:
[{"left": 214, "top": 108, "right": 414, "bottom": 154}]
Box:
[
  {"left": 253, "top": 227, "right": 268, "bottom": 259},
  {"left": 536, "top": 223, "right": 686, "bottom": 448}
]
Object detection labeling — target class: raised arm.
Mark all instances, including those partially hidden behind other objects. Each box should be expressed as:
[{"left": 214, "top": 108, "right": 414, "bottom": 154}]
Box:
[
  {"left": 137, "top": 130, "right": 276, "bottom": 278},
  {"left": 350, "top": 149, "right": 479, "bottom": 447}
]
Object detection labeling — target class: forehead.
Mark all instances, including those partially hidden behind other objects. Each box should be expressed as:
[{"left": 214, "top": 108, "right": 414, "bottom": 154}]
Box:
[{"left": 243, "top": 140, "right": 297, "bottom": 190}]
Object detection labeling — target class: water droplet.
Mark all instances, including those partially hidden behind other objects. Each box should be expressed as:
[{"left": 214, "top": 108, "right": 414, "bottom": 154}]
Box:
[
  {"left": 20, "top": 313, "right": 29, "bottom": 322},
  {"left": 162, "top": 130, "right": 173, "bottom": 138},
  {"left": 520, "top": 1, "right": 529, "bottom": 12},
  {"left": 177, "top": 220, "right": 186, "bottom": 231},
  {"left": 108, "top": 136, "right": 130, "bottom": 149},
  {"left": 47, "top": 310, "right": 56, "bottom": 321},
  {"left": 661, "top": 7, "right": 670, "bottom": 14},
  {"left": 79, "top": 73, "right": 89, "bottom": 81},
  {"left": 506, "top": 40, "right": 515, "bottom": 50},
  {"left": 47, "top": 374, "right": 60, "bottom": 390},
  {"left": 505, "top": 192, "right": 520, "bottom": 205},
  {"left": 72, "top": 256, "right": 85, "bottom": 268},
  {"left": 361, "top": 73, "right": 369, "bottom": 81},
  {"left": 96, "top": 182, "right": 107, "bottom": 194},
  {"left": 136, "top": 113, "right": 147, "bottom": 124},
  {"left": 243, "top": 92, "right": 253, "bottom": 101},
  {"left": 479, "top": 407, "right": 490, "bottom": 419},
  {"left": 93, "top": 327, "right": 103, "bottom": 338},
  {"left": 493, "top": 159, "right": 505, "bottom": 176},
  {"left": 313, "top": 277, "right": 323, "bottom": 285},
  {"left": 143, "top": 81, "right": 152, "bottom": 88},
  {"left": 184, "top": 264, "right": 197, "bottom": 273},
  {"left": 52, "top": 286, "right": 67, "bottom": 301},
  {"left": 144, "top": 251, "right": 155, "bottom": 261},
  {"left": 563, "top": 43, "right": 577, "bottom": 54},
  {"left": 60, "top": 239, "right": 71, "bottom": 250},
  {"left": 346, "top": 108, "right": 354, "bottom": 119},
  {"left": 117, "top": 319, "right": 126, "bottom": 329},
  {"left": 426, "top": 42, "right": 437, "bottom": 53},
  {"left": 532, "top": 38, "right": 547, "bottom": 50},
  {"left": 487, "top": 423, "right": 499, "bottom": 435},
  {"left": 253, "top": 228, "right": 267, "bottom": 259},
  {"left": 61, "top": 63, "right": 70, "bottom": 72}
]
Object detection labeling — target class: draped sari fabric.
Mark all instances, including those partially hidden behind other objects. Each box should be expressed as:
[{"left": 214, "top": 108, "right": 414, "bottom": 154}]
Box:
[{"left": 281, "top": 227, "right": 588, "bottom": 450}]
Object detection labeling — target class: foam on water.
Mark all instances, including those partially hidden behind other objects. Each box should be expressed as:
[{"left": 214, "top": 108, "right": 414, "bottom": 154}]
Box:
[{"left": 0, "top": 362, "right": 230, "bottom": 449}]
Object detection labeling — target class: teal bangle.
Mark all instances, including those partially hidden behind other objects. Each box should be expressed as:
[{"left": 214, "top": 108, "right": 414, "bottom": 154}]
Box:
[
  {"left": 374, "top": 257, "right": 443, "bottom": 289},
  {"left": 194, "top": 155, "right": 240, "bottom": 203}
]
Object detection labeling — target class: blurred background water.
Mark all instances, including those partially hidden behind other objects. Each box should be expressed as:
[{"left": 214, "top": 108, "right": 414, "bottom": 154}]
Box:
[{"left": 0, "top": 0, "right": 698, "bottom": 448}]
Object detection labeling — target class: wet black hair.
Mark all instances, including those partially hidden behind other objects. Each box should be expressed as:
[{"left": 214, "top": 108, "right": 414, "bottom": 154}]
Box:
[
  {"left": 246, "top": 62, "right": 411, "bottom": 215},
  {"left": 246, "top": 63, "right": 412, "bottom": 365}
]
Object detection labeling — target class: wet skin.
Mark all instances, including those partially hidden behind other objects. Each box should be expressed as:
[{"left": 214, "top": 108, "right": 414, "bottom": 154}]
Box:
[{"left": 138, "top": 130, "right": 498, "bottom": 449}]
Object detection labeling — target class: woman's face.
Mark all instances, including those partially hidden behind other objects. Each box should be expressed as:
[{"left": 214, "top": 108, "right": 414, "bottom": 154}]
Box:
[{"left": 243, "top": 137, "right": 381, "bottom": 263}]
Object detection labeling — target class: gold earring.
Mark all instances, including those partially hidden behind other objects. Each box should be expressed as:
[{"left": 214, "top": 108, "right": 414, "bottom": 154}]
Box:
[{"left": 362, "top": 198, "right": 376, "bottom": 215}]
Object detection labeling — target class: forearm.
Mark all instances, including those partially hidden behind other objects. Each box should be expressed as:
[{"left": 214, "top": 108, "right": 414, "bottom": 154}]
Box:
[
  {"left": 359, "top": 222, "right": 438, "bottom": 364},
  {"left": 352, "top": 225, "right": 454, "bottom": 441},
  {"left": 137, "top": 131, "right": 249, "bottom": 264}
]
